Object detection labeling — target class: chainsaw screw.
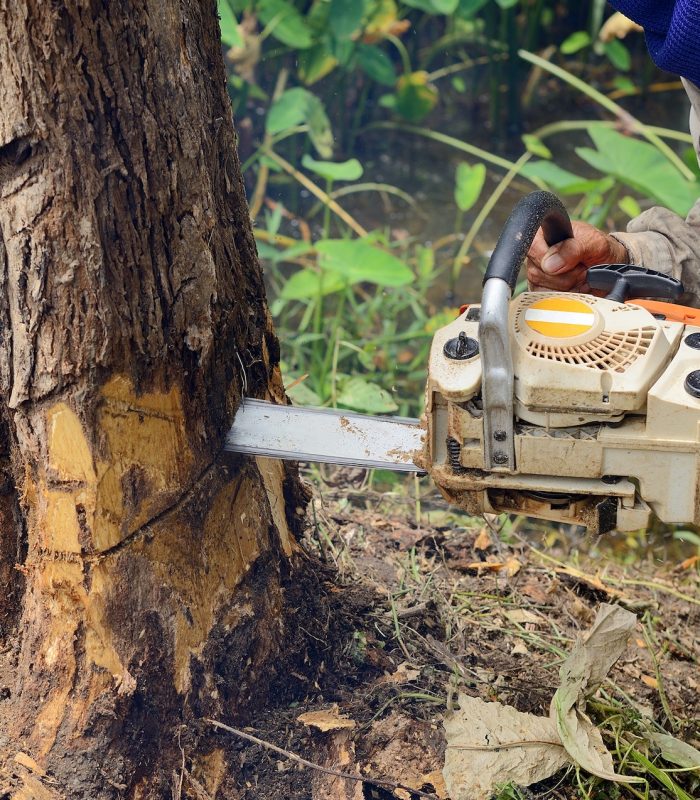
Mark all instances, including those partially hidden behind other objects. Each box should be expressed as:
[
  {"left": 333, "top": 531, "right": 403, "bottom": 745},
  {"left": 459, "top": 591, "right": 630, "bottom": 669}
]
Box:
[
  {"left": 493, "top": 451, "right": 508, "bottom": 465},
  {"left": 493, "top": 430, "right": 506, "bottom": 441}
]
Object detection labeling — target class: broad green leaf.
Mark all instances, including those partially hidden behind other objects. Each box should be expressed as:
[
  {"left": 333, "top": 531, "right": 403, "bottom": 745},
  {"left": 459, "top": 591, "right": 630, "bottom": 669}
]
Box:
[
  {"left": 576, "top": 127, "right": 698, "bottom": 216},
  {"left": 402, "top": 0, "right": 458, "bottom": 13},
  {"left": 266, "top": 87, "right": 310, "bottom": 133},
  {"left": 560, "top": 31, "right": 591, "bottom": 55},
  {"left": 395, "top": 71, "right": 438, "bottom": 122},
  {"left": 494, "top": 0, "right": 518, "bottom": 7},
  {"left": 329, "top": 0, "right": 365, "bottom": 39},
  {"left": 287, "top": 380, "right": 322, "bottom": 406},
  {"left": 218, "top": 0, "right": 243, "bottom": 47},
  {"left": 456, "top": 0, "right": 491, "bottom": 17},
  {"left": 357, "top": 44, "right": 396, "bottom": 86},
  {"left": 266, "top": 88, "right": 333, "bottom": 158},
  {"left": 618, "top": 195, "right": 641, "bottom": 219},
  {"left": 316, "top": 240, "right": 413, "bottom": 286},
  {"left": 301, "top": 155, "right": 363, "bottom": 182},
  {"left": 331, "top": 37, "right": 355, "bottom": 66},
  {"left": 337, "top": 377, "right": 399, "bottom": 413},
  {"left": 298, "top": 42, "right": 338, "bottom": 85},
  {"left": 306, "top": 94, "right": 334, "bottom": 158},
  {"left": 522, "top": 134, "right": 552, "bottom": 159},
  {"left": 279, "top": 268, "right": 346, "bottom": 300},
  {"left": 604, "top": 39, "right": 631, "bottom": 71},
  {"left": 454, "top": 162, "right": 486, "bottom": 212},
  {"left": 254, "top": 239, "right": 313, "bottom": 264},
  {"left": 521, "top": 160, "right": 603, "bottom": 195},
  {"left": 258, "top": 0, "right": 313, "bottom": 49}
]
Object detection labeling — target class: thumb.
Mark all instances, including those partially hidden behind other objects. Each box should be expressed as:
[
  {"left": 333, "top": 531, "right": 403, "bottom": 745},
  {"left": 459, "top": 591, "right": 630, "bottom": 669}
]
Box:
[{"left": 541, "top": 237, "right": 585, "bottom": 274}]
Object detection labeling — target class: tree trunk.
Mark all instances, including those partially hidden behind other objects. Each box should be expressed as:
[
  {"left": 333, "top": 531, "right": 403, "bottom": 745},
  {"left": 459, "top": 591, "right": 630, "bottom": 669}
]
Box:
[{"left": 0, "top": 2, "right": 308, "bottom": 796}]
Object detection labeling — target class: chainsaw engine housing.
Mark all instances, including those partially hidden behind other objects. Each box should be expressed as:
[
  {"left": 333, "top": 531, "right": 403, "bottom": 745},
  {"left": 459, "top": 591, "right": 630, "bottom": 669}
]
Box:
[{"left": 423, "top": 291, "right": 700, "bottom": 533}]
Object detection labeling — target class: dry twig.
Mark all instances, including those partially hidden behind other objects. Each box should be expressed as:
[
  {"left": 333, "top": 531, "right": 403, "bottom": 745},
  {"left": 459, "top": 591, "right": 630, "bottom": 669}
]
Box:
[{"left": 205, "top": 718, "right": 439, "bottom": 799}]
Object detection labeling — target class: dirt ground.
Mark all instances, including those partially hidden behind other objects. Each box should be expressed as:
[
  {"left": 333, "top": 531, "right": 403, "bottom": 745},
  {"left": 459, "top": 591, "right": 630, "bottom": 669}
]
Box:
[{"left": 227, "top": 472, "right": 700, "bottom": 800}]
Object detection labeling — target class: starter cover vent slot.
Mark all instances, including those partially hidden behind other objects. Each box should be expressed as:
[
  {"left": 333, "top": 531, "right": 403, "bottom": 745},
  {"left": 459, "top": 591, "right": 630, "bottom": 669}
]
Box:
[{"left": 523, "top": 327, "right": 656, "bottom": 372}]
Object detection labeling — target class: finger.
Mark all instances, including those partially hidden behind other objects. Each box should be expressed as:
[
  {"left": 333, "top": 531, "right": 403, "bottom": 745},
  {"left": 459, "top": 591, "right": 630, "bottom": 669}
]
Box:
[
  {"left": 526, "top": 265, "right": 588, "bottom": 291},
  {"left": 540, "top": 236, "right": 588, "bottom": 275},
  {"left": 527, "top": 228, "right": 549, "bottom": 266}
]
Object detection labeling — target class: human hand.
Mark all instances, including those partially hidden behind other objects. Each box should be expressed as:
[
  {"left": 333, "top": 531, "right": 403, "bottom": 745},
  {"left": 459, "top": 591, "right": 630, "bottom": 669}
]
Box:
[{"left": 526, "top": 220, "right": 629, "bottom": 293}]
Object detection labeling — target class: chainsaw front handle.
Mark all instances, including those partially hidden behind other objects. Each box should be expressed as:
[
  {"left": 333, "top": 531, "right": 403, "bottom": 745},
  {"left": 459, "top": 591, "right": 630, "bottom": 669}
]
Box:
[{"left": 479, "top": 191, "right": 573, "bottom": 472}]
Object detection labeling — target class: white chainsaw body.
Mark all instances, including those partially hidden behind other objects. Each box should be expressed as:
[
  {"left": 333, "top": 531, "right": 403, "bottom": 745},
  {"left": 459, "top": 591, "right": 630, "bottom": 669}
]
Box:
[{"left": 424, "top": 291, "right": 700, "bottom": 533}]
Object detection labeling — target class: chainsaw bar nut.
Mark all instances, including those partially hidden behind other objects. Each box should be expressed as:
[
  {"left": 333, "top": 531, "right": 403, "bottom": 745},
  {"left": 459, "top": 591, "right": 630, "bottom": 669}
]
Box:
[{"left": 443, "top": 331, "right": 479, "bottom": 360}]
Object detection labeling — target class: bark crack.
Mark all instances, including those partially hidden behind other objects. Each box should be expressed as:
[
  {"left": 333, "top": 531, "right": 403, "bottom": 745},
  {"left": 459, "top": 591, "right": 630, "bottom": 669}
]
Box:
[{"left": 86, "top": 455, "right": 237, "bottom": 565}]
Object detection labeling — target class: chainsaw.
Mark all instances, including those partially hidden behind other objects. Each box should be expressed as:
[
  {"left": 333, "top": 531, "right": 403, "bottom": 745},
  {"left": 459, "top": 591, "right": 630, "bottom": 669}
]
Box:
[{"left": 228, "top": 191, "right": 700, "bottom": 535}]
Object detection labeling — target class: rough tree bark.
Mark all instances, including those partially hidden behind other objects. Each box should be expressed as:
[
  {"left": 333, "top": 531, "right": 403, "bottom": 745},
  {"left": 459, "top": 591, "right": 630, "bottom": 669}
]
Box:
[{"left": 0, "top": 2, "right": 313, "bottom": 796}]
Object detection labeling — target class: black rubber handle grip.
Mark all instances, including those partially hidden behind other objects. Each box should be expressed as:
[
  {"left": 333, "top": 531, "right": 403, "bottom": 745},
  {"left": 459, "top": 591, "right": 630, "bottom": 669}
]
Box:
[{"left": 482, "top": 190, "right": 573, "bottom": 293}]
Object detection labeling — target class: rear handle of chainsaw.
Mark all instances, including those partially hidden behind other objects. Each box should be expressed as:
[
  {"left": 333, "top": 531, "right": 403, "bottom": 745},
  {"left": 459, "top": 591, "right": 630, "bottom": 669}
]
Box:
[{"left": 479, "top": 191, "right": 573, "bottom": 472}]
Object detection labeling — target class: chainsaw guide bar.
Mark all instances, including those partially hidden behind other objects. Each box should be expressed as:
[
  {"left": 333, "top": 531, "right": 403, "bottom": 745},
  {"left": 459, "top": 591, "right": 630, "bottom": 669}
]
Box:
[{"left": 225, "top": 399, "right": 425, "bottom": 472}]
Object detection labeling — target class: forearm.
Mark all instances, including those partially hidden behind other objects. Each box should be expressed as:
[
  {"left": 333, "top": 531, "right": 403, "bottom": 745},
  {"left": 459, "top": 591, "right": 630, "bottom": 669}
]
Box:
[{"left": 610, "top": 199, "right": 700, "bottom": 303}]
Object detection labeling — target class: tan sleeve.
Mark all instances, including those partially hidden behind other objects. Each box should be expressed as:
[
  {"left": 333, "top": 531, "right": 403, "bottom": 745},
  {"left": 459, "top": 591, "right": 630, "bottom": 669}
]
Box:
[{"left": 609, "top": 80, "right": 700, "bottom": 303}]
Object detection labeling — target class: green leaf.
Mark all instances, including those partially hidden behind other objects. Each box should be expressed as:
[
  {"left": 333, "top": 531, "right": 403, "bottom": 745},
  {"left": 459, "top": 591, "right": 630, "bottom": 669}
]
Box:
[
  {"left": 618, "top": 195, "right": 641, "bottom": 219},
  {"left": 337, "top": 377, "right": 399, "bottom": 413},
  {"left": 287, "top": 380, "right": 322, "bottom": 406},
  {"left": 329, "top": 0, "right": 365, "bottom": 39},
  {"left": 603, "top": 39, "right": 631, "bottom": 71},
  {"left": 520, "top": 160, "right": 602, "bottom": 194},
  {"left": 395, "top": 71, "right": 438, "bottom": 122},
  {"left": 316, "top": 240, "right": 414, "bottom": 286},
  {"left": 576, "top": 127, "right": 698, "bottom": 216},
  {"left": 612, "top": 75, "right": 635, "bottom": 93},
  {"left": 454, "top": 162, "right": 486, "bottom": 212},
  {"left": 218, "top": 0, "right": 243, "bottom": 47},
  {"left": 673, "top": 529, "right": 700, "bottom": 546},
  {"left": 402, "top": 0, "right": 459, "bottom": 13},
  {"left": 279, "top": 268, "right": 346, "bottom": 300},
  {"left": 266, "top": 87, "right": 309, "bottom": 133},
  {"left": 560, "top": 31, "right": 591, "bottom": 55},
  {"left": 522, "top": 134, "right": 552, "bottom": 159},
  {"left": 298, "top": 42, "right": 338, "bottom": 84},
  {"left": 456, "top": 0, "right": 491, "bottom": 17},
  {"left": 258, "top": 0, "right": 313, "bottom": 49},
  {"left": 494, "top": 0, "right": 518, "bottom": 7},
  {"left": 266, "top": 88, "right": 333, "bottom": 158},
  {"left": 301, "top": 155, "right": 363, "bottom": 182},
  {"left": 416, "top": 245, "right": 435, "bottom": 279},
  {"left": 357, "top": 44, "right": 396, "bottom": 86}
]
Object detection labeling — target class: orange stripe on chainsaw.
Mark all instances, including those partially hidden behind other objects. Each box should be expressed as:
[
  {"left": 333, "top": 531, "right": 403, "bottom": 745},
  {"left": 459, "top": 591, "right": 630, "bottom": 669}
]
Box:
[{"left": 524, "top": 297, "right": 594, "bottom": 339}]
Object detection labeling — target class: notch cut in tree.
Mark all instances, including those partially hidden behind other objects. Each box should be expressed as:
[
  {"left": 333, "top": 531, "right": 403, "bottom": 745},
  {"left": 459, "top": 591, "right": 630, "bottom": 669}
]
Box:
[{"left": 0, "top": 2, "right": 316, "bottom": 796}]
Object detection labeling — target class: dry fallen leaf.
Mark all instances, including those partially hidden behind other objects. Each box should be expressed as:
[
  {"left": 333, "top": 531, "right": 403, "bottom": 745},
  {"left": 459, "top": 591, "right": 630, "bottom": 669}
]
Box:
[
  {"left": 505, "top": 609, "right": 540, "bottom": 625},
  {"left": 504, "top": 557, "right": 521, "bottom": 577},
  {"left": 511, "top": 641, "right": 529, "bottom": 656},
  {"left": 444, "top": 604, "right": 644, "bottom": 799},
  {"left": 298, "top": 705, "right": 356, "bottom": 732},
  {"left": 641, "top": 674, "right": 658, "bottom": 689},
  {"left": 473, "top": 528, "right": 492, "bottom": 551},
  {"left": 647, "top": 732, "right": 700, "bottom": 769},
  {"left": 444, "top": 694, "right": 568, "bottom": 800},
  {"left": 550, "top": 604, "right": 642, "bottom": 784},
  {"left": 383, "top": 661, "right": 421, "bottom": 684}
]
